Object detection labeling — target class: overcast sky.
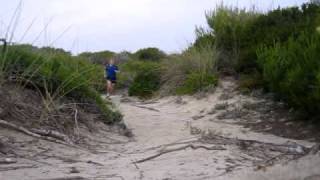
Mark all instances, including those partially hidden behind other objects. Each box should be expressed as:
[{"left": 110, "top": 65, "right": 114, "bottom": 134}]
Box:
[{"left": 0, "top": 0, "right": 310, "bottom": 54}]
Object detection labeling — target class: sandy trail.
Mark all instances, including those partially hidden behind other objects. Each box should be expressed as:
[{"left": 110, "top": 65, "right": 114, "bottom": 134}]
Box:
[{"left": 1, "top": 78, "right": 320, "bottom": 180}]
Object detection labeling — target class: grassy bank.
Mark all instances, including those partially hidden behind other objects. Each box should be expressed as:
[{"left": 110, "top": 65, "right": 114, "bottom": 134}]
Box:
[{"left": 0, "top": 44, "right": 122, "bottom": 124}]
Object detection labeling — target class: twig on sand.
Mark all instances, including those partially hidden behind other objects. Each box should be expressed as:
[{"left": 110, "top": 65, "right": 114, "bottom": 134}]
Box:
[
  {"left": 73, "top": 106, "right": 80, "bottom": 140},
  {"left": 132, "top": 105, "right": 160, "bottom": 112},
  {"left": 134, "top": 144, "right": 226, "bottom": 164},
  {"left": 0, "top": 119, "right": 77, "bottom": 148},
  {"left": 131, "top": 160, "right": 144, "bottom": 180},
  {"left": 0, "top": 119, "right": 42, "bottom": 138},
  {"left": 39, "top": 154, "right": 104, "bottom": 167},
  {"left": 38, "top": 177, "right": 89, "bottom": 180},
  {"left": 0, "top": 165, "right": 37, "bottom": 171},
  {"left": 0, "top": 158, "right": 17, "bottom": 164},
  {"left": 30, "top": 129, "right": 72, "bottom": 144}
]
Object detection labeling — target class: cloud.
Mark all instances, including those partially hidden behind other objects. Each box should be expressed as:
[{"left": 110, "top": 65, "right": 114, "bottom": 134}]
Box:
[{"left": 0, "top": 0, "right": 310, "bottom": 54}]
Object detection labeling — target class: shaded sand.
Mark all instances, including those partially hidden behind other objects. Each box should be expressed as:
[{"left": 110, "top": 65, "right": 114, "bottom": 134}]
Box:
[{"left": 1, "top": 78, "right": 320, "bottom": 180}]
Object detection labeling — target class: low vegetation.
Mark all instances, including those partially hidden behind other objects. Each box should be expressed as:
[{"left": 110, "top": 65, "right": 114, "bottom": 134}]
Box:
[
  {"left": 117, "top": 45, "right": 219, "bottom": 98},
  {"left": 193, "top": 2, "right": 320, "bottom": 119},
  {"left": 161, "top": 45, "right": 218, "bottom": 95},
  {"left": 0, "top": 44, "right": 122, "bottom": 125}
]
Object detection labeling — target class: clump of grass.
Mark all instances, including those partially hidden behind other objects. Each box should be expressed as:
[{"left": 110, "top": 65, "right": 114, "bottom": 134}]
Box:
[
  {"left": 0, "top": 44, "right": 122, "bottom": 124},
  {"left": 214, "top": 102, "right": 229, "bottom": 110},
  {"left": 161, "top": 45, "right": 219, "bottom": 95},
  {"left": 118, "top": 59, "right": 161, "bottom": 98}
]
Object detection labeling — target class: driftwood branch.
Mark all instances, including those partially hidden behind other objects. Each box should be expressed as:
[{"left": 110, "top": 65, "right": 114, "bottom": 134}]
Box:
[
  {"left": 201, "top": 134, "right": 309, "bottom": 155},
  {"left": 0, "top": 165, "right": 37, "bottom": 171},
  {"left": 0, "top": 158, "right": 17, "bottom": 164},
  {"left": 135, "top": 144, "right": 226, "bottom": 164},
  {"left": 73, "top": 107, "right": 80, "bottom": 140},
  {"left": 132, "top": 105, "right": 160, "bottom": 112},
  {"left": 0, "top": 119, "right": 73, "bottom": 146},
  {"left": 0, "top": 119, "right": 42, "bottom": 138},
  {"left": 30, "top": 129, "right": 72, "bottom": 144},
  {"left": 38, "top": 177, "right": 89, "bottom": 180}
]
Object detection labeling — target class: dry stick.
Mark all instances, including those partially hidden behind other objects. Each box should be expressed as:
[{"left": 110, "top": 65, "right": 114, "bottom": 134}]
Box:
[
  {"left": 132, "top": 104, "right": 160, "bottom": 112},
  {"left": 38, "top": 154, "right": 104, "bottom": 167},
  {"left": 0, "top": 119, "right": 42, "bottom": 138},
  {"left": 131, "top": 160, "right": 144, "bottom": 180},
  {"left": 30, "top": 129, "right": 71, "bottom": 143},
  {"left": 201, "top": 135, "right": 310, "bottom": 155},
  {"left": 0, "top": 165, "right": 37, "bottom": 172},
  {"left": 135, "top": 144, "right": 226, "bottom": 164},
  {"left": 73, "top": 106, "right": 80, "bottom": 141},
  {"left": 0, "top": 158, "right": 17, "bottom": 164},
  {"left": 37, "top": 177, "right": 89, "bottom": 180},
  {"left": 0, "top": 119, "right": 76, "bottom": 148},
  {"left": 131, "top": 139, "right": 200, "bottom": 154}
]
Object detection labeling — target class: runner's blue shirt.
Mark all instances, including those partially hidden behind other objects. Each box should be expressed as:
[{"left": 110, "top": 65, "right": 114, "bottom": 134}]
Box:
[{"left": 105, "top": 64, "right": 119, "bottom": 80}]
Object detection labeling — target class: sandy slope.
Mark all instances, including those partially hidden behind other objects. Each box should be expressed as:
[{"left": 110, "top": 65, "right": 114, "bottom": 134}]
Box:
[{"left": 1, "top": 78, "right": 320, "bottom": 180}]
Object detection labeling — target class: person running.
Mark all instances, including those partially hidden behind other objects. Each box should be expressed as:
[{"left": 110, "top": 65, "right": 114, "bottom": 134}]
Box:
[{"left": 105, "top": 58, "right": 119, "bottom": 97}]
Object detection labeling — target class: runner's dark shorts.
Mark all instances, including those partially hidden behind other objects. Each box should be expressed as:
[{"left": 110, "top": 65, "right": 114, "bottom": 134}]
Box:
[{"left": 106, "top": 77, "right": 117, "bottom": 84}]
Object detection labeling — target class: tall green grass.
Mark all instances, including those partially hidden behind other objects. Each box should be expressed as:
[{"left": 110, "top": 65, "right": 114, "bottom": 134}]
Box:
[
  {"left": 0, "top": 44, "right": 122, "bottom": 124},
  {"left": 161, "top": 45, "right": 218, "bottom": 95}
]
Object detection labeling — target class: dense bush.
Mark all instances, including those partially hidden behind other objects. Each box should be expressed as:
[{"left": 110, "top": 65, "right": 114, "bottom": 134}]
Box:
[
  {"left": 204, "top": 3, "right": 320, "bottom": 73},
  {"left": 161, "top": 45, "right": 218, "bottom": 95},
  {"left": 191, "top": 3, "right": 320, "bottom": 119},
  {"left": 175, "top": 72, "right": 217, "bottom": 95},
  {"left": 128, "top": 64, "right": 161, "bottom": 98},
  {"left": 205, "top": 5, "right": 259, "bottom": 72},
  {"left": 134, "top": 47, "right": 166, "bottom": 61},
  {"left": 257, "top": 33, "right": 320, "bottom": 116},
  {"left": 0, "top": 45, "right": 122, "bottom": 123},
  {"left": 118, "top": 60, "right": 161, "bottom": 98}
]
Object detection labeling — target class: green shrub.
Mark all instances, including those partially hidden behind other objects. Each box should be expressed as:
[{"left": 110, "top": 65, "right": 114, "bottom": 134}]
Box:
[
  {"left": 202, "top": 3, "right": 320, "bottom": 73},
  {"left": 118, "top": 60, "right": 161, "bottom": 98},
  {"left": 128, "top": 66, "right": 161, "bottom": 98},
  {"left": 257, "top": 33, "right": 320, "bottom": 116},
  {"left": 238, "top": 71, "right": 264, "bottom": 92},
  {"left": 161, "top": 45, "right": 218, "bottom": 95},
  {"left": 176, "top": 72, "right": 217, "bottom": 95},
  {"left": 205, "top": 5, "right": 259, "bottom": 72},
  {"left": 134, "top": 47, "right": 166, "bottom": 61},
  {"left": 0, "top": 45, "right": 121, "bottom": 124}
]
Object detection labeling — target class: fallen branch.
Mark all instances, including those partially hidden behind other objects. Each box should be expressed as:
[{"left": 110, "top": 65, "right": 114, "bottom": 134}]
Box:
[
  {"left": 0, "top": 119, "right": 74, "bottom": 147},
  {"left": 30, "top": 129, "right": 72, "bottom": 144},
  {"left": 0, "top": 165, "right": 37, "bottom": 171},
  {"left": 201, "top": 134, "right": 309, "bottom": 155},
  {"left": 0, "top": 119, "right": 42, "bottom": 138},
  {"left": 0, "top": 158, "right": 17, "bottom": 164},
  {"left": 132, "top": 105, "right": 160, "bottom": 112},
  {"left": 73, "top": 107, "right": 80, "bottom": 140},
  {"left": 38, "top": 177, "right": 89, "bottom": 180},
  {"left": 39, "top": 154, "right": 104, "bottom": 167},
  {"left": 309, "top": 143, "right": 320, "bottom": 155},
  {"left": 134, "top": 144, "right": 226, "bottom": 164}
]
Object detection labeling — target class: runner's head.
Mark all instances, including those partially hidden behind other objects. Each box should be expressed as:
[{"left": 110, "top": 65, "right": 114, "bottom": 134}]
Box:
[{"left": 109, "top": 58, "right": 115, "bottom": 65}]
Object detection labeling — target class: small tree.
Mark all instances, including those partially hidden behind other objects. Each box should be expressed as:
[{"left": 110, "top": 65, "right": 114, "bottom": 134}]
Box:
[{"left": 134, "top": 47, "right": 166, "bottom": 61}]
